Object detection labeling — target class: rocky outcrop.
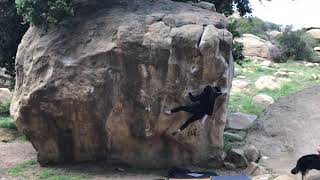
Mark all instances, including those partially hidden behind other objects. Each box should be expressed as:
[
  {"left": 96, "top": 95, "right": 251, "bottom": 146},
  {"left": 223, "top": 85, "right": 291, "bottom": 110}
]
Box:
[
  {"left": 11, "top": 0, "right": 233, "bottom": 167},
  {"left": 234, "top": 34, "right": 276, "bottom": 61},
  {"left": 191, "top": 1, "right": 216, "bottom": 12},
  {"left": 306, "top": 29, "right": 320, "bottom": 41}
]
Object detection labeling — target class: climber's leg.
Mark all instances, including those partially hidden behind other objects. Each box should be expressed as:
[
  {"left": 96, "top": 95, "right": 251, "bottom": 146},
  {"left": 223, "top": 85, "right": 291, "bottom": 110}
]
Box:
[
  {"left": 164, "top": 103, "right": 200, "bottom": 115},
  {"left": 172, "top": 113, "right": 204, "bottom": 136}
]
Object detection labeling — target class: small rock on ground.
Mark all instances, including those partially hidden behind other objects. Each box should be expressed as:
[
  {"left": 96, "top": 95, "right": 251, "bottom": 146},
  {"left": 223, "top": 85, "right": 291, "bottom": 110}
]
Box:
[{"left": 227, "top": 112, "right": 257, "bottom": 130}]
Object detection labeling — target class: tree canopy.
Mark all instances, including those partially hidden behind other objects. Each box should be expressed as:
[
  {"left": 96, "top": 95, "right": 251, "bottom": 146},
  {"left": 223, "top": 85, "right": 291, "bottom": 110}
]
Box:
[{"left": 0, "top": 0, "right": 28, "bottom": 79}]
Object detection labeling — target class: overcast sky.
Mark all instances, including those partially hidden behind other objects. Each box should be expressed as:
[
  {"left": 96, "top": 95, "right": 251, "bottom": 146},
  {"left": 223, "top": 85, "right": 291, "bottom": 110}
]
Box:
[{"left": 250, "top": 0, "right": 320, "bottom": 29}]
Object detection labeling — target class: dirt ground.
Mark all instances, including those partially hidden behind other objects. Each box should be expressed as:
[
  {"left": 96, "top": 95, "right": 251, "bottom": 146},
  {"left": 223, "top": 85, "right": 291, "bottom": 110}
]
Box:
[
  {"left": 247, "top": 86, "right": 320, "bottom": 179},
  {"left": 0, "top": 142, "right": 36, "bottom": 169}
]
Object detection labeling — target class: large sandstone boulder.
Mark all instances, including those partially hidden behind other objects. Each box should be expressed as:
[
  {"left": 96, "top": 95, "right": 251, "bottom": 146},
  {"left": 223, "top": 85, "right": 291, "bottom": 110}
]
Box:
[
  {"left": 234, "top": 34, "right": 276, "bottom": 60},
  {"left": 306, "top": 29, "right": 320, "bottom": 40},
  {"left": 11, "top": 0, "right": 233, "bottom": 168}
]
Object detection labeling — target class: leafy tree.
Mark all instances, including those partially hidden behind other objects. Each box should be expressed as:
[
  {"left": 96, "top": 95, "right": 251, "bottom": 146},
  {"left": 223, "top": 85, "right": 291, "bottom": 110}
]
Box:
[
  {"left": 275, "top": 30, "right": 317, "bottom": 62},
  {"left": 227, "top": 18, "right": 247, "bottom": 66},
  {"left": 232, "top": 42, "right": 247, "bottom": 66},
  {"left": 16, "top": 0, "right": 74, "bottom": 26},
  {"left": 0, "top": 0, "right": 28, "bottom": 79}
]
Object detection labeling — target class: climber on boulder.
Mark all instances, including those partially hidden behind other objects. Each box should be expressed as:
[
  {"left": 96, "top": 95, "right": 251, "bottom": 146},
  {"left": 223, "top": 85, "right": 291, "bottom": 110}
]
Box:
[{"left": 164, "top": 85, "right": 227, "bottom": 136}]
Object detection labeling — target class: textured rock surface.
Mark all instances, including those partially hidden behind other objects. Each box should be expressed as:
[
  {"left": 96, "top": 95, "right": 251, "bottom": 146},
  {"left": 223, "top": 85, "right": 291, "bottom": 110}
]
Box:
[
  {"left": 231, "top": 79, "right": 249, "bottom": 92},
  {"left": 225, "top": 148, "right": 248, "bottom": 168},
  {"left": 253, "top": 94, "right": 274, "bottom": 109},
  {"left": 245, "top": 162, "right": 268, "bottom": 176},
  {"left": 192, "top": 1, "right": 216, "bottom": 12},
  {"left": 11, "top": 0, "right": 233, "bottom": 167},
  {"left": 255, "top": 76, "right": 281, "bottom": 90},
  {"left": 234, "top": 34, "right": 276, "bottom": 60},
  {"left": 0, "top": 88, "right": 12, "bottom": 103},
  {"left": 244, "top": 145, "right": 260, "bottom": 163},
  {"left": 252, "top": 174, "right": 273, "bottom": 180},
  {"left": 306, "top": 29, "right": 320, "bottom": 40},
  {"left": 227, "top": 112, "right": 257, "bottom": 130}
]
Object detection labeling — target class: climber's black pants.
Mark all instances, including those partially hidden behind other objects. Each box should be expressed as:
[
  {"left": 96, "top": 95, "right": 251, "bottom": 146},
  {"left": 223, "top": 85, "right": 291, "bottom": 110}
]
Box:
[{"left": 171, "top": 104, "right": 206, "bottom": 131}]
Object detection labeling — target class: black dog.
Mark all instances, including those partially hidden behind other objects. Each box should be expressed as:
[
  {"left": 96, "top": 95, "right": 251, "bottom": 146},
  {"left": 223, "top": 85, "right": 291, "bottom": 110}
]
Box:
[{"left": 291, "top": 154, "right": 320, "bottom": 180}]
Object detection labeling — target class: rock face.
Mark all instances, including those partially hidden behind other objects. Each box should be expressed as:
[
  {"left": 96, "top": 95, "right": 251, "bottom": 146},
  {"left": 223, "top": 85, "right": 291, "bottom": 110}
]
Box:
[
  {"left": 11, "top": 0, "right": 233, "bottom": 167},
  {"left": 191, "top": 1, "right": 216, "bottom": 12},
  {"left": 306, "top": 29, "right": 320, "bottom": 40},
  {"left": 315, "top": 47, "right": 320, "bottom": 58},
  {"left": 234, "top": 34, "right": 276, "bottom": 60}
]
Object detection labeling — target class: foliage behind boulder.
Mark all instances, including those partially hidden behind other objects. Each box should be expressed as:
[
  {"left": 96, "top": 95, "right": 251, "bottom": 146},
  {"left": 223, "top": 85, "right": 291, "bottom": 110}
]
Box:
[
  {"left": 275, "top": 30, "right": 318, "bottom": 62},
  {"left": 0, "top": 0, "right": 28, "bottom": 79},
  {"left": 16, "top": 0, "right": 74, "bottom": 26}
]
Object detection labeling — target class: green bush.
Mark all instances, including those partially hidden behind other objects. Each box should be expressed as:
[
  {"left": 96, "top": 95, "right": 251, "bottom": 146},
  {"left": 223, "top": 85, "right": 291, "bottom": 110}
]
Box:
[
  {"left": 232, "top": 42, "right": 247, "bottom": 66},
  {"left": 229, "top": 17, "right": 281, "bottom": 39},
  {"left": 16, "top": 0, "right": 74, "bottom": 26},
  {"left": 275, "top": 30, "right": 317, "bottom": 62},
  {"left": 223, "top": 135, "right": 232, "bottom": 153},
  {"left": 227, "top": 20, "right": 247, "bottom": 66},
  {"left": 0, "top": 0, "right": 28, "bottom": 80},
  {"left": 0, "top": 102, "right": 10, "bottom": 116},
  {"left": 227, "top": 18, "right": 241, "bottom": 38},
  {"left": 0, "top": 117, "right": 16, "bottom": 129}
]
